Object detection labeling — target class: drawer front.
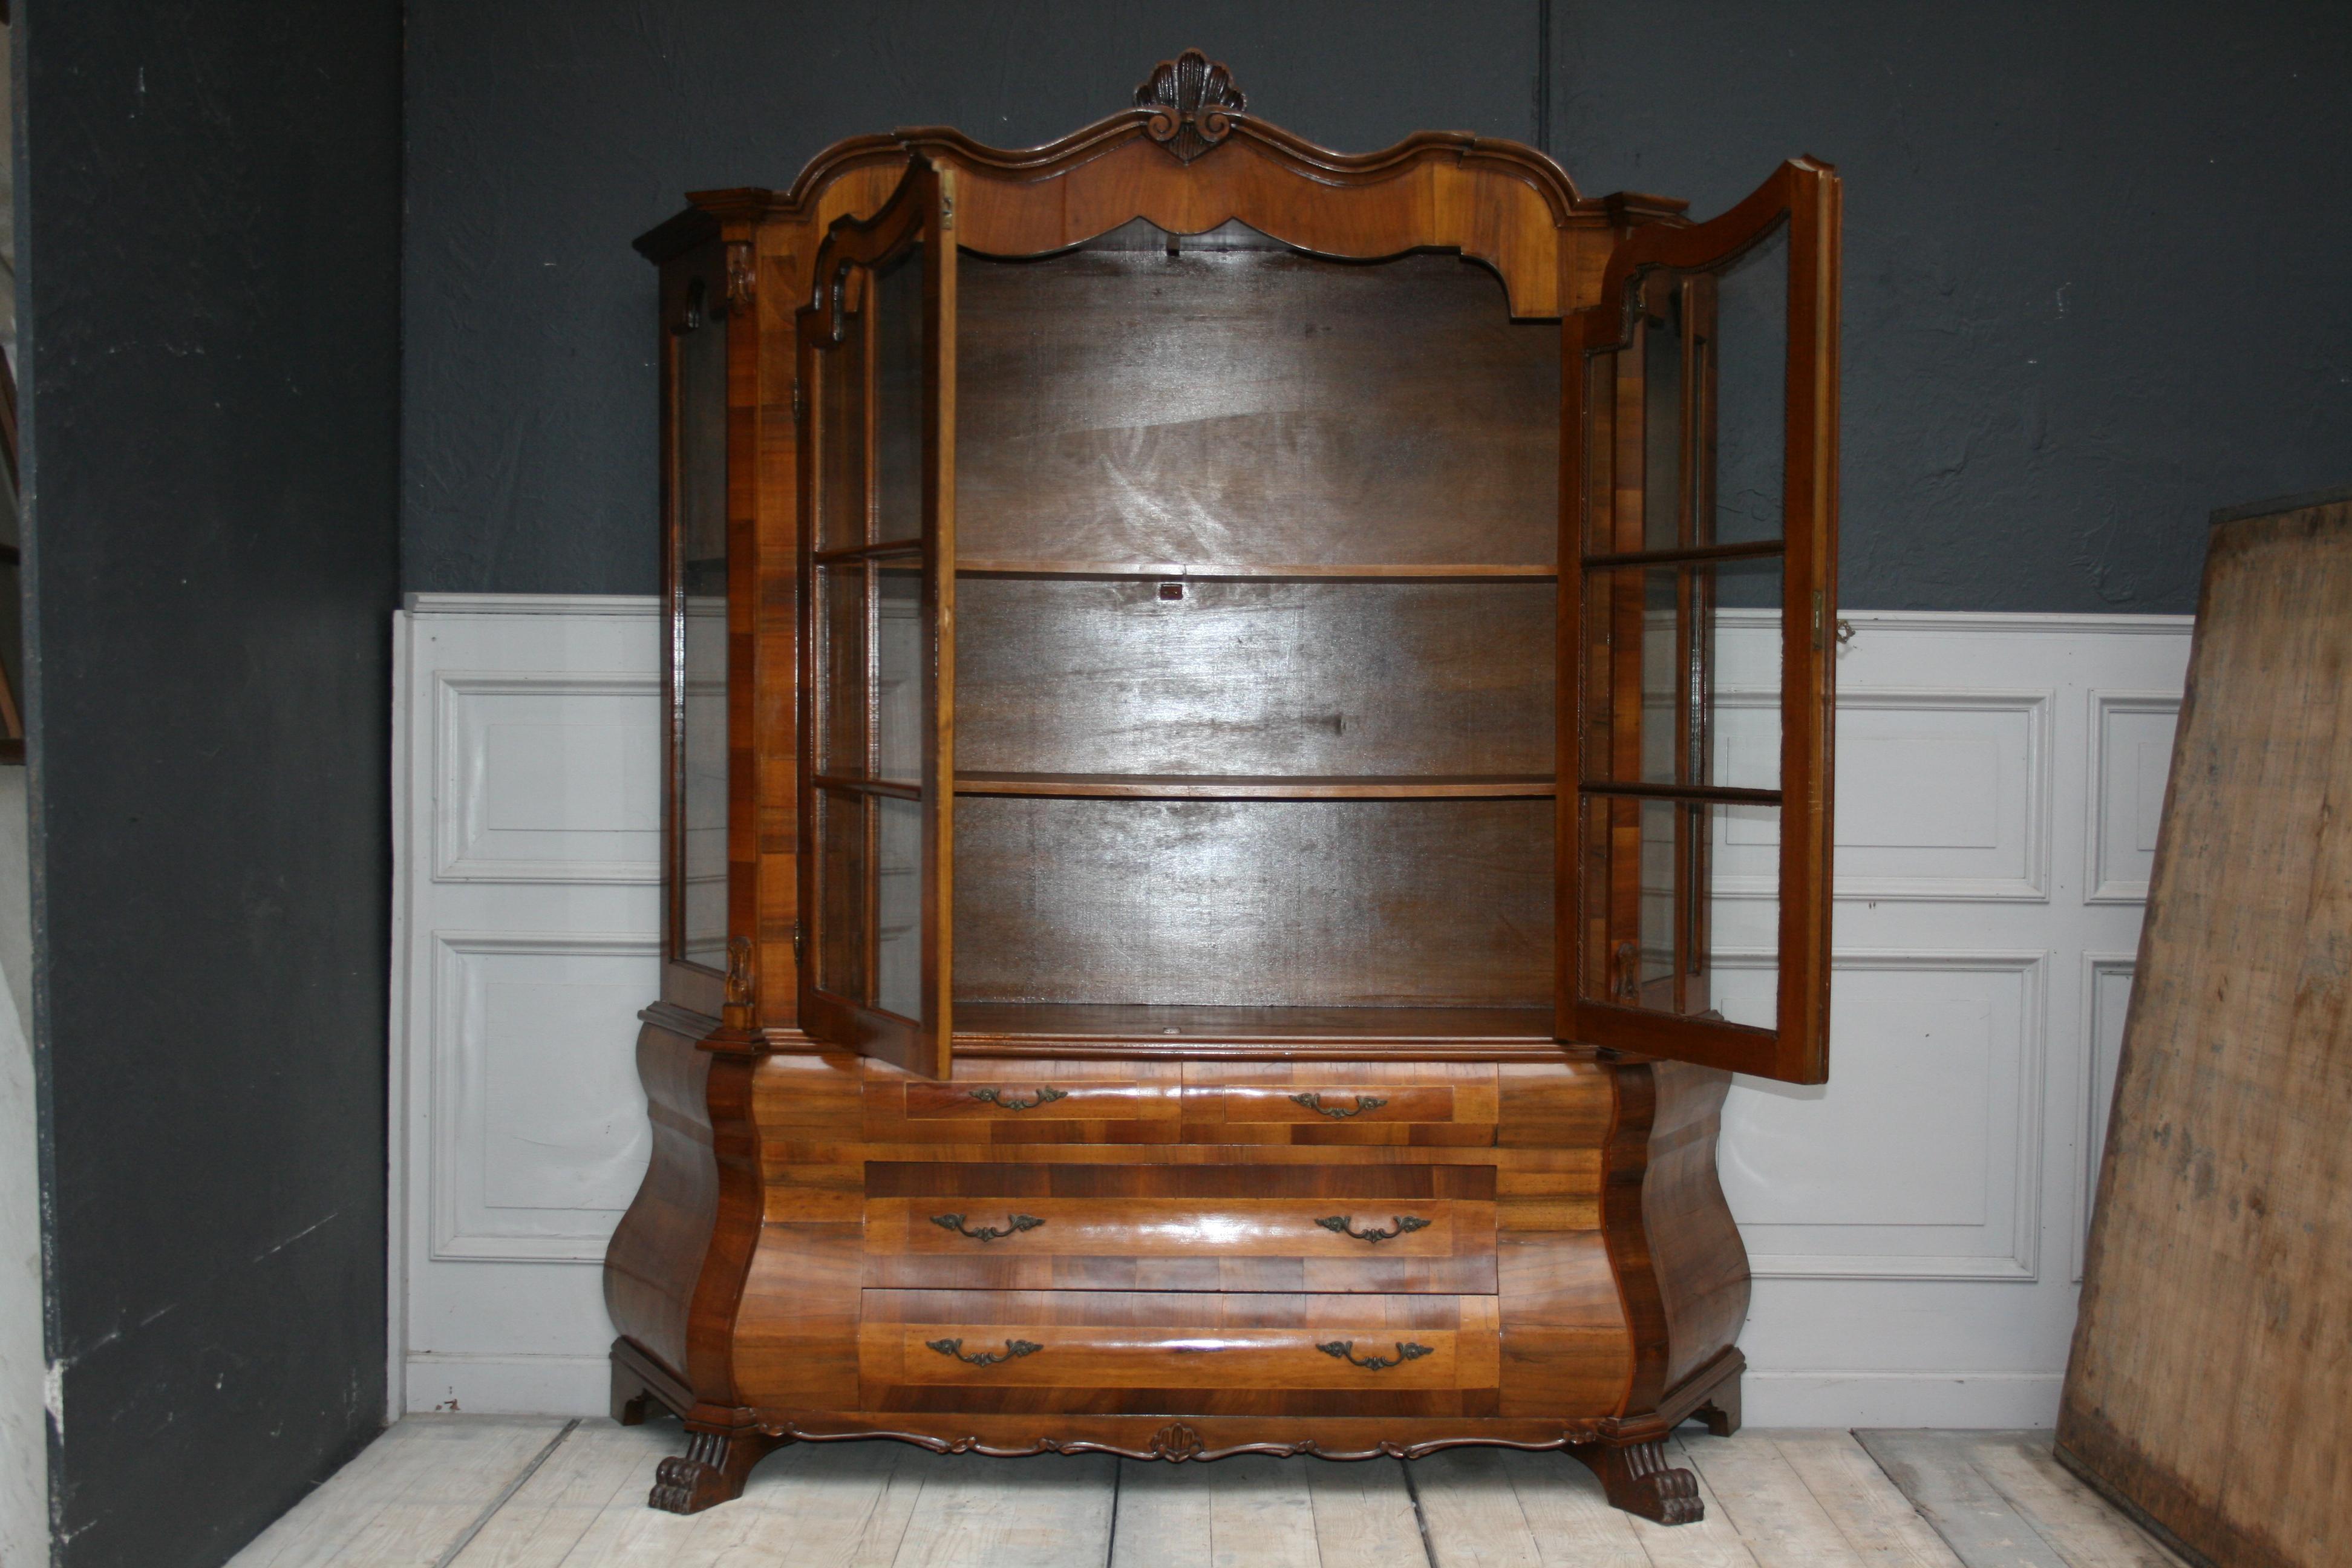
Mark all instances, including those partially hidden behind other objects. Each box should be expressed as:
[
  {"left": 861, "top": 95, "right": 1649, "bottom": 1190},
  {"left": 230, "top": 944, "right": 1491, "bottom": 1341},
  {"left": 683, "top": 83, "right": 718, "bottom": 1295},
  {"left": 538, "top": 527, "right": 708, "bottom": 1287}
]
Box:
[
  {"left": 863, "top": 1061, "right": 1181, "bottom": 1145},
  {"left": 858, "top": 1290, "right": 1500, "bottom": 1416},
  {"left": 864, "top": 1162, "right": 1497, "bottom": 1293},
  {"left": 1181, "top": 1063, "right": 1498, "bottom": 1146}
]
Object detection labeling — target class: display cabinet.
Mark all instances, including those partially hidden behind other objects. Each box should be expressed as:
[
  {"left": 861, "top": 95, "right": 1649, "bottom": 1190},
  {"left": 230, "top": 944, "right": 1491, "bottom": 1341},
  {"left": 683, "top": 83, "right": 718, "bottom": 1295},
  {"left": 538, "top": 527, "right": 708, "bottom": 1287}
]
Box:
[{"left": 608, "top": 50, "right": 1841, "bottom": 1525}]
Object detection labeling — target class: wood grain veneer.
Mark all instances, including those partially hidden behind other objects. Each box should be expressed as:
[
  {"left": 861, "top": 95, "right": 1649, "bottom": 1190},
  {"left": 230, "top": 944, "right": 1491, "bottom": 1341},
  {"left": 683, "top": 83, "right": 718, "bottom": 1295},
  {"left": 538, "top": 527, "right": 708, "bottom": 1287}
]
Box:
[
  {"left": 952, "top": 797, "right": 1553, "bottom": 1008},
  {"left": 611, "top": 48, "right": 1836, "bottom": 1529}
]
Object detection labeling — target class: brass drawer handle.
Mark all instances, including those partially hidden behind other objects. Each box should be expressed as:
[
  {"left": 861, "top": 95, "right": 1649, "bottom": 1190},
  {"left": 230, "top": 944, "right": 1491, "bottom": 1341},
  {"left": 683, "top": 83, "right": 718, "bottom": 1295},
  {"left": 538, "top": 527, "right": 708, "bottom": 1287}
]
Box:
[
  {"left": 1316, "top": 1340, "right": 1434, "bottom": 1371},
  {"left": 1290, "top": 1092, "right": 1387, "bottom": 1119},
  {"left": 926, "top": 1337, "right": 1042, "bottom": 1367},
  {"left": 968, "top": 1086, "right": 1069, "bottom": 1111},
  {"left": 930, "top": 1212, "right": 1045, "bottom": 1243},
  {"left": 1315, "top": 1214, "right": 1432, "bottom": 1245}
]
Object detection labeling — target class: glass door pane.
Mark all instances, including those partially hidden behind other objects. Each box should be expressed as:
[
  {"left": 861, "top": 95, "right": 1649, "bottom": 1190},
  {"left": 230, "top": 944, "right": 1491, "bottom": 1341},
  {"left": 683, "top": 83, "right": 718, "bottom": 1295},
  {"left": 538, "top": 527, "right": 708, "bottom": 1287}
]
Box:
[
  {"left": 1564, "top": 158, "right": 1839, "bottom": 1085},
  {"left": 798, "top": 160, "right": 955, "bottom": 1079}
]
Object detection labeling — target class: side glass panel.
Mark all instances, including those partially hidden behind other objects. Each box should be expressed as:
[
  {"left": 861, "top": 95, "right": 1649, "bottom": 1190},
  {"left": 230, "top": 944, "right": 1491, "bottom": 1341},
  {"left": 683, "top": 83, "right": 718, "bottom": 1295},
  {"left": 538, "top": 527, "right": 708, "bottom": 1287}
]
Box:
[
  {"left": 797, "top": 159, "right": 954, "bottom": 1078},
  {"left": 874, "top": 562, "right": 924, "bottom": 782},
  {"left": 676, "top": 286, "right": 730, "bottom": 968},
  {"left": 817, "top": 789, "right": 869, "bottom": 1001},
  {"left": 1584, "top": 230, "right": 1788, "bottom": 557},
  {"left": 1712, "top": 224, "right": 1788, "bottom": 545},
  {"left": 1577, "top": 557, "right": 1783, "bottom": 1018},
  {"left": 815, "top": 270, "right": 869, "bottom": 552},
  {"left": 1639, "top": 275, "right": 1685, "bottom": 552},
  {"left": 872, "top": 243, "right": 927, "bottom": 545},
  {"left": 874, "top": 796, "right": 923, "bottom": 1018},
  {"left": 1580, "top": 560, "right": 1782, "bottom": 792},
  {"left": 818, "top": 563, "right": 871, "bottom": 777}
]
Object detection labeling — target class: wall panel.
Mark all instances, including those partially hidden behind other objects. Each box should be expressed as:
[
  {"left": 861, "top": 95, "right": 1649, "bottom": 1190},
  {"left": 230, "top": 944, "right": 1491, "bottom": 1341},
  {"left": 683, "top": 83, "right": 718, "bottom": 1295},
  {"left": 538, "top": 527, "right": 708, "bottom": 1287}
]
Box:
[{"left": 393, "top": 596, "right": 2192, "bottom": 1426}]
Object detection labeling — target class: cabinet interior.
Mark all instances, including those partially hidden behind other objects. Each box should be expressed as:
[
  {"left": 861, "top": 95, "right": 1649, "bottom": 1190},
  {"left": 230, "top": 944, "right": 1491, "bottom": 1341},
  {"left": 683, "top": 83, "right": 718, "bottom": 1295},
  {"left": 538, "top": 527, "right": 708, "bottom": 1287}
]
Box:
[{"left": 941, "top": 221, "right": 1561, "bottom": 1042}]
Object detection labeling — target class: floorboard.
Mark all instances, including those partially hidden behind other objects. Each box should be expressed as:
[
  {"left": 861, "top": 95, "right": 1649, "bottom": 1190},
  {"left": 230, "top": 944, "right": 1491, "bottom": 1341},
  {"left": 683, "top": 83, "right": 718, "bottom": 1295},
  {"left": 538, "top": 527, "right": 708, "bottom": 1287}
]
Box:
[
  {"left": 1951, "top": 1436, "right": 2189, "bottom": 1568},
  {"left": 1682, "top": 1431, "right": 1959, "bottom": 1568},
  {"left": 1109, "top": 1455, "right": 1324, "bottom": 1568},
  {"left": 881, "top": 1448, "right": 1116, "bottom": 1568},
  {"left": 1302, "top": 1460, "right": 1429, "bottom": 1568},
  {"left": 1854, "top": 1432, "right": 2188, "bottom": 1568},
  {"left": 1762, "top": 1430, "right": 1964, "bottom": 1567},
  {"left": 227, "top": 1417, "right": 568, "bottom": 1568},
  {"left": 225, "top": 1419, "right": 2190, "bottom": 1568}
]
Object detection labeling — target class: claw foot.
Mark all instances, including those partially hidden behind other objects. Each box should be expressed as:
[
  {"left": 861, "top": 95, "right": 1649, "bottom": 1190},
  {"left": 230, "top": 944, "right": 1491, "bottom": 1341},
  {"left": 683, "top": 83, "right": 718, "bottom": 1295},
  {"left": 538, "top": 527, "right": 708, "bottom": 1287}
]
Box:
[
  {"left": 647, "top": 1428, "right": 782, "bottom": 1514},
  {"left": 1573, "top": 1437, "right": 1704, "bottom": 1526}
]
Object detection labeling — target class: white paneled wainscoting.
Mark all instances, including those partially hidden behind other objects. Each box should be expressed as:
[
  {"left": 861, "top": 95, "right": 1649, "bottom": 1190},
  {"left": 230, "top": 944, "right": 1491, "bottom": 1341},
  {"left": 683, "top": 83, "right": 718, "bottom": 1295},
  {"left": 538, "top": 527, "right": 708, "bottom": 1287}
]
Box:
[{"left": 388, "top": 594, "right": 2191, "bottom": 1427}]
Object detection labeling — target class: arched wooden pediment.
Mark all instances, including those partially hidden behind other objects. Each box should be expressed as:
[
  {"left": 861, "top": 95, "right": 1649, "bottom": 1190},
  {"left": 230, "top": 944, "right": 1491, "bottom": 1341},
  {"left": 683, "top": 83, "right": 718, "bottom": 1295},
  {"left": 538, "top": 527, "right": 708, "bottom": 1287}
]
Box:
[{"left": 661, "top": 49, "right": 1641, "bottom": 321}]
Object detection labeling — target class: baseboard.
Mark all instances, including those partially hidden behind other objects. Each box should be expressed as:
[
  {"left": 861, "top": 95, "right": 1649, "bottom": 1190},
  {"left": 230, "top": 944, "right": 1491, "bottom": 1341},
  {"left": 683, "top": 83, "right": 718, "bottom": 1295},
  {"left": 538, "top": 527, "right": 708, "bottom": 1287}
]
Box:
[
  {"left": 1742, "top": 1370, "right": 2065, "bottom": 1429},
  {"left": 405, "top": 1353, "right": 613, "bottom": 1417},
  {"left": 407, "top": 1350, "right": 2065, "bottom": 1431}
]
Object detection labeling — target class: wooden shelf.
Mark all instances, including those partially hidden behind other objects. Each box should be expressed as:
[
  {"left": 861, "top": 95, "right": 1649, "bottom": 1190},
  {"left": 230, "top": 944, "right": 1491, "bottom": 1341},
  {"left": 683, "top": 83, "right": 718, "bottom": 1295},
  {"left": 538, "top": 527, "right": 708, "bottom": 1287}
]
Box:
[
  {"left": 956, "top": 559, "right": 1555, "bottom": 583},
  {"left": 955, "top": 772, "right": 1557, "bottom": 801},
  {"left": 951, "top": 1002, "right": 1557, "bottom": 1050}
]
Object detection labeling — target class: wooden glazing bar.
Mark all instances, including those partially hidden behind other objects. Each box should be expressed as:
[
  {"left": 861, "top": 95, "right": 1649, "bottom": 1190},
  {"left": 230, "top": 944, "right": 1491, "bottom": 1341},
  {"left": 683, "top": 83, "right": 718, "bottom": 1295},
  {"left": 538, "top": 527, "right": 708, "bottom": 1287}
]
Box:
[
  {"left": 955, "top": 559, "right": 1559, "bottom": 582},
  {"left": 1580, "top": 538, "right": 1783, "bottom": 570},
  {"left": 1577, "top": 780, "right": 1780, "bottom": 806},
  {"left": 813, "top": 773, "right": 925, "bottom": 800},
  {"left": 952, "top": 773, "right": 1558, "bottom": 800},
  {"left": 812, "top": 538, "right": 925, "bottom": 566}
]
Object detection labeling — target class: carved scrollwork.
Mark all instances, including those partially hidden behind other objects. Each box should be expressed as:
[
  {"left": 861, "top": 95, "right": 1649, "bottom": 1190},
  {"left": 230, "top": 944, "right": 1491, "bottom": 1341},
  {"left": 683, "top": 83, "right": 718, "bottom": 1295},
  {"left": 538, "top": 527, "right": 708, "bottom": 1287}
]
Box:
[
  {"left": 1151, "top": 1422, "right": 1206, "bottom": 1461},
  {"left": 740, "top": 1417, "right": 1609, "bottom": 1463},
  {"left": 648, "top": 1428, "right": 783, "bottom": 1515},
  {"left": 724, "top": 935, "right": 754, "bottom": 1010},
  {"left": 1573, "top": 1438, "right": 1704, "bottom": 1526},
  {"left": 1134, "top": 48, "right": 1245, "bottom": 163},
  {"left": 724, "top": 239, "right": 756, "bottom": 311}
]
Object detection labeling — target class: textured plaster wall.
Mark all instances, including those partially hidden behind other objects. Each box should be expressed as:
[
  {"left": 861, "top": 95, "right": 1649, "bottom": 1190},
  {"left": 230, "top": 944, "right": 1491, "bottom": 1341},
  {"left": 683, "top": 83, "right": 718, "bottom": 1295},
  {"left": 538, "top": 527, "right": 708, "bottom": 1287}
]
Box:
[
  {"left": 1551, "top": 0, "right": 2352, "bottom": 610},
  {"left": 400, "top": 1, "right": 2352, "bottom": 610},
  {"left": 399, "top": 2, "right": 1546, "bottom": 594},
  {"left": 20, "top": 1, "right": 403, "bottom": 1562}
]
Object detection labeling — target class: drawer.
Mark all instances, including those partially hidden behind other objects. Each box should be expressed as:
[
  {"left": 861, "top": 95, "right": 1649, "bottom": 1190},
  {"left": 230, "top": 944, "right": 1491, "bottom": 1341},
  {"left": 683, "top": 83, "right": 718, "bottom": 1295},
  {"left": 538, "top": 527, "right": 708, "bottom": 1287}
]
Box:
[
  {"left": 1181, "top": 1063, "right": 1498, "bottom": 1146},
  {"left": 864, "top": 1162, "right": 1496, "bottom": 1293},
  {"left": 858, "top": 1290, "right": 1500, "bottom": 1416},
  {"left": 862, "top": 1060, "right": 1181, "bottom": 1145}
]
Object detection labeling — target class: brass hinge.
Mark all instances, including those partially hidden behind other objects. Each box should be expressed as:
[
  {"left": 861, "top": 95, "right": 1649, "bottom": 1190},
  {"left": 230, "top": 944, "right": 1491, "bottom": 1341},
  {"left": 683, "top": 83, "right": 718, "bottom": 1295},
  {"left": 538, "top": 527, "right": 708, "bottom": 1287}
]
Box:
[
  {"left": 791, "top": 384, "right": 804, "bottom": 420},
  {"left": 791, "top": 920, "right": 803, "bottom": 962},
  {"left": 1812, "top": 590, "right": 1825, "bottom": 650}
]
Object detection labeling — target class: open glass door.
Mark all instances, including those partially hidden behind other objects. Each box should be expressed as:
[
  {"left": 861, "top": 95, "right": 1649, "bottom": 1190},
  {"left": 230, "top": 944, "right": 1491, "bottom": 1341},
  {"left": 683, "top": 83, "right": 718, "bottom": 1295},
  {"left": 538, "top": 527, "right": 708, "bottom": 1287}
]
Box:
[
  {"left": 1563, "top": 158, "right": 1840, "bottom": 1084},
  {"left": 798, "top": 159, "right": 958, "bottom": 1078}
]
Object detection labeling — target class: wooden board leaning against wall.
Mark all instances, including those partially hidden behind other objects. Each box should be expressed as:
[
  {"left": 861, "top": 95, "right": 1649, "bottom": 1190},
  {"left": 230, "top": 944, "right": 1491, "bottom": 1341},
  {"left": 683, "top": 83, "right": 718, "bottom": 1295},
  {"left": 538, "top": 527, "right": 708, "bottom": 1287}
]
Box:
[{"left": 2060, "top": 487, "right": 2352, "bottom": 1568}]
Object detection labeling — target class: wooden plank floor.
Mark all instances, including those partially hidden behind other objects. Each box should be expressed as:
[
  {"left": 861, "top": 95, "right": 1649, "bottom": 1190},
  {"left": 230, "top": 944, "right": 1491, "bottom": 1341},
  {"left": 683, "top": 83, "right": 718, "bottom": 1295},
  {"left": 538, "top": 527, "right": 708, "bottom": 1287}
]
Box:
[{"left": 227, "top": 1419, "right": 2191, "bottom": 1568}]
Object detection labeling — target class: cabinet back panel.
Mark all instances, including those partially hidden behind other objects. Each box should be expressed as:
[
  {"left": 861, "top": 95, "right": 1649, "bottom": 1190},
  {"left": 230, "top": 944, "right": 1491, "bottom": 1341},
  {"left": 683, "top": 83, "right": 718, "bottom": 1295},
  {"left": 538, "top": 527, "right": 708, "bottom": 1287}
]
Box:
[
  {"left": 956, "top": 578, "right": 1555, "bottom": 777},
  {"left": 953, "top": 797, "right": 1552, "bottom": 1007},
  {"left": 956, "top": 240, "right": 1560, "bottom": 569}
]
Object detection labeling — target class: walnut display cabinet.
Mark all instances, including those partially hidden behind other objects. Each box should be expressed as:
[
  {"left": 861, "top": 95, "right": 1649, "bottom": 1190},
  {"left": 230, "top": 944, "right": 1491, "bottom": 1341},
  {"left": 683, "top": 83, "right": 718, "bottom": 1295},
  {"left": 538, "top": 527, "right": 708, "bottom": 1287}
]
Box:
[{"left": 608, "top": 51, "right": 1841, "bottom": 1525}]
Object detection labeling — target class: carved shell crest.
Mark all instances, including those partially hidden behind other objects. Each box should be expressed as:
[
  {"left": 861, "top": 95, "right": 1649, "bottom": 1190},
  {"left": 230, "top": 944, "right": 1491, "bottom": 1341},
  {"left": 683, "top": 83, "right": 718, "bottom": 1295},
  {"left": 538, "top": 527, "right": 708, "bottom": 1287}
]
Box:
[{"left": 1134, "top": 49, "right": 1245, "bottom": 163}]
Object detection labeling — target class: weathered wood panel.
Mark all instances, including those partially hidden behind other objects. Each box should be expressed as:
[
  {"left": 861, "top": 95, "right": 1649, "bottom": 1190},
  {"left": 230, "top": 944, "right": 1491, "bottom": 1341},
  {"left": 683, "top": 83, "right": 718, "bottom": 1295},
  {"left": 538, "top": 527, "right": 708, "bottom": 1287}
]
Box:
[{"left": 2059, "top": 492, "right": 2352, "bottom": 1568}]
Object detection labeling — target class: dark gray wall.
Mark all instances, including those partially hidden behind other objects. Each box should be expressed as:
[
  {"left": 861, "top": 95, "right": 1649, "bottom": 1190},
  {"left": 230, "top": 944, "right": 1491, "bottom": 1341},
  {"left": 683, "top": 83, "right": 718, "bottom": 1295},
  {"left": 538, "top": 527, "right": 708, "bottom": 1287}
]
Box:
[
  {"left": 1553, "top": 0, "right": 2352, "bottom": 610},
  {"left": 19, "top": 1, "right": 403, "bottom": 1563},
  {"left": 401, "top": 1, "right": 1545, "bottom": 593},
  {"left": 402, "top": 0, "right": 2352, "bottom": 612}
]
